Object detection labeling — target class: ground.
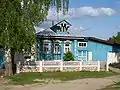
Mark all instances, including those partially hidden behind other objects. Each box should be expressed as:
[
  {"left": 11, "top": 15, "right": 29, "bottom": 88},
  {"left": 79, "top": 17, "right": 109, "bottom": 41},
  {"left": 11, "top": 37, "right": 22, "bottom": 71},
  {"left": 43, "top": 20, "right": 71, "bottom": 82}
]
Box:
[{"left": 0, "top": 75, "right": 120, "bottom": 90}]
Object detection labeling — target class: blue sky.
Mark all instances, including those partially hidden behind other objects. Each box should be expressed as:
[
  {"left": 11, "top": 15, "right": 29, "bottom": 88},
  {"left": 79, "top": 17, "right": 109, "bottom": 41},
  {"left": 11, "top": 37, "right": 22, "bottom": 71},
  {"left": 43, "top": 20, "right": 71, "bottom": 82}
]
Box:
[
  {"left": 69, "top": 0, "right": 120, "bottom": 39},
  {"left": 36, "top": 0, "right": 120, "bottom": 39}
]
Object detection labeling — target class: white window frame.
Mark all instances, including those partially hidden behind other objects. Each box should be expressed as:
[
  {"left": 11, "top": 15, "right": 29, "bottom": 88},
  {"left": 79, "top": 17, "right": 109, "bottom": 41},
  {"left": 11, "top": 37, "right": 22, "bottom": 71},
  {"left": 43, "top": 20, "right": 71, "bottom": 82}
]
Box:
[
  {"left": 64, "top": 40, "right": 71, "bottom": 53},
  {"left": 78, "top": 42, "right": 87, "bottom": 47},
  {"left": 43, "top": 40, "right": 51, "bottom": 53},
  {"left": 60, "top": 24, "right": 64, "bottom": 32},
  {"left": 54, "top": 40, "right": 61, "bottom": 54}
]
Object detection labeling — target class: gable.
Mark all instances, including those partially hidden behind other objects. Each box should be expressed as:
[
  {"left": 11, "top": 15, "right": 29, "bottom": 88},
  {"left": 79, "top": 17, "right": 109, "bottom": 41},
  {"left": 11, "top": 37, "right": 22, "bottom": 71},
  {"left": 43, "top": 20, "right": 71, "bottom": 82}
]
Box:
[{"left": 50, "top": 20, "right": 72, "bottom": 34}]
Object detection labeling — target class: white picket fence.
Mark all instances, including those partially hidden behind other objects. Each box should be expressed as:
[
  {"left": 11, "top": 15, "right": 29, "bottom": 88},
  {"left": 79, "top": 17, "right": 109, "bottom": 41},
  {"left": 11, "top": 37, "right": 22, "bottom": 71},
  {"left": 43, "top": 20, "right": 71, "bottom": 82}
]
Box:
[{"left": 17, "top": 61, "right": 109, "bottom": 73}]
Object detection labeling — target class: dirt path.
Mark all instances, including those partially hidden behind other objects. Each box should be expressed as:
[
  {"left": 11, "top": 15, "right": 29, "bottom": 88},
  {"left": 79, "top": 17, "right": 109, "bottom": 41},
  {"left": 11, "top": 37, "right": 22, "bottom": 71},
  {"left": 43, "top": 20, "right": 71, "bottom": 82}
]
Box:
[{"left": 0, "top": 75, "right": 120, "bottom": 90}]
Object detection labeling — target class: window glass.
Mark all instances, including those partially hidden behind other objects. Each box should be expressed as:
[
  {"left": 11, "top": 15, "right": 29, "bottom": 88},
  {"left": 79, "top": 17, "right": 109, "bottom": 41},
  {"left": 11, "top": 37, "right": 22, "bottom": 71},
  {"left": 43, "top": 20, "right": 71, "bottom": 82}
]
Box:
[
  {"left": 78, "top": 42, "right": 87, "bottom": 47},
  {"left": 43, "top": 41, "right": 50, "bottom": 53},
  {"left": 65, "top": 48, "right": 68, "bottom": 52},
  {"left": 54, "top": 41, "right": 61, "bottom": 53},
  {"left": 64, "top": 41, "right": 70, "bottom": 53},
  {"left": 83, "top": 43, "right": 86, "bottom": 47},
  {"left": 65, "top": 43, "right": 69, "bottom": 46}
]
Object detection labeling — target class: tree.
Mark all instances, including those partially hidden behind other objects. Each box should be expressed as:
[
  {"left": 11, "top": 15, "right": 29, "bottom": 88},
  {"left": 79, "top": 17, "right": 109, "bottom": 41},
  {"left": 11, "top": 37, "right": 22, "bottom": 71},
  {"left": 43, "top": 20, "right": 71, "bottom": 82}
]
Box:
[
  {"left": 63, "top": 51, "right": 74, "bottom": 61},
  {"left": 0, "top": 0, "right": 69, "bottom": 76},
  {"left": 108, "top": 32, "right": 120, "bottom": 44}
]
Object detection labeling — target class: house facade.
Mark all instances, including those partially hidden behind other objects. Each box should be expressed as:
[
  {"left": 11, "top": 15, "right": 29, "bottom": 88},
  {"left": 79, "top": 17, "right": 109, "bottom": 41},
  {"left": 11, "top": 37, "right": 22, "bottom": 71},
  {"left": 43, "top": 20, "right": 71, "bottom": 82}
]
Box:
[
  {"left": 0, "top": 47, "right": 4, "bottom": 69},
  {"left": 36, "top": 20, "right": 120, "bottom": 61}
]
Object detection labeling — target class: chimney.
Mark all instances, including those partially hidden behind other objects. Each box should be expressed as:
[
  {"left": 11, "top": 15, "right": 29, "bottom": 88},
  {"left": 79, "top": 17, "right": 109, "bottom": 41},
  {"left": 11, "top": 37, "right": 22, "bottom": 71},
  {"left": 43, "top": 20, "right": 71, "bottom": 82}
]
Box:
[{"left": 52, "top": 21, "right": 54, "bottom": 26}]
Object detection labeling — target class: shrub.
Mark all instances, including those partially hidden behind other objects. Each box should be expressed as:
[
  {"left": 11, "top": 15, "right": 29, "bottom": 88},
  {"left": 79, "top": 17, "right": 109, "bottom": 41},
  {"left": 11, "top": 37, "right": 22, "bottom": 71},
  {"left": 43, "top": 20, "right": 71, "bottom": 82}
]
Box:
[
  {"left": 109, "top": 63, "right": 120, "bottom": 69},
  {"left": 63, "top": 51, "right": 74, "bottom": 61}
]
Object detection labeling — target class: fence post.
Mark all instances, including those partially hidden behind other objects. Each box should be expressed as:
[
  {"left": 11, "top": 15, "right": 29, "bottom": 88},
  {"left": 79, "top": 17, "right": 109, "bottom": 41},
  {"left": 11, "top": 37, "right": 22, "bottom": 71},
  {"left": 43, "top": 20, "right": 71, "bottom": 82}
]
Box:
[
  {"left": 97, "top": 61, "right": 100, "bottom": 71},
  {"left": 79, "top": 61, "right": 82, "bottom": 71},
  {"left": 60, "top": 61, "right": 63, "bottom": 71},
  {"left": 106, "top": 61, "right": 109, "bottom": 71},
  {"left": 16, "top": 61, "right": 20, "bottom": 74},
  {"left": 39, "top": 61, "right": 43, "bottom": 72}
]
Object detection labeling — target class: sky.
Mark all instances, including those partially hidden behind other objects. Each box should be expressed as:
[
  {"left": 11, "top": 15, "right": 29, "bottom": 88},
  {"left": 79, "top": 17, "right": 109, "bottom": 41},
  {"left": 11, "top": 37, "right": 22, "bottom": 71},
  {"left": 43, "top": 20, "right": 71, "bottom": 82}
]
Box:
[{"left": 36, "top": 0, "right": 120, "bottom": 39}]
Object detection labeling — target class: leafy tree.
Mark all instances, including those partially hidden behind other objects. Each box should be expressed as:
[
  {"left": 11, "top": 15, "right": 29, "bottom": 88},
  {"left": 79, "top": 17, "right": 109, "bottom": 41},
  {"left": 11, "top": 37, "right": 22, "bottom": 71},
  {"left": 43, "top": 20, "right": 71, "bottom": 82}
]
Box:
[
  {"left": 108, "top": 32, "right": 120, "bottom": 44},
  {"left": 63, "top": 51, "right": 74, "bottom": 61},
  {"left": 0, "top": 0, "right": 69, "bottom": 76}
]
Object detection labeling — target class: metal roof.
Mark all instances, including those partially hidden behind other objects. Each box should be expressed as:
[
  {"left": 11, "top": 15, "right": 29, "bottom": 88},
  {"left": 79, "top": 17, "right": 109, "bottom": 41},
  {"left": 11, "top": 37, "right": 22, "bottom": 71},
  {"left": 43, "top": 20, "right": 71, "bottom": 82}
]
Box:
[{"left": 36, "top": 28, "right": 56, "bottom": 36}]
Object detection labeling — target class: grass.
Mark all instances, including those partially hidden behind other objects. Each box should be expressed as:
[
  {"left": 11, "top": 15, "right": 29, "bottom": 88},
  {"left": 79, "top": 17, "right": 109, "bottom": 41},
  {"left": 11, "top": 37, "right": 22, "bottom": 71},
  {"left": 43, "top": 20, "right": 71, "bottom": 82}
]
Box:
[
  {"left": 8, "top": 71, "right": 116, "bottom": 85},
  {"left": 101, "top": 82, "right": 120, "bottom": 90}
]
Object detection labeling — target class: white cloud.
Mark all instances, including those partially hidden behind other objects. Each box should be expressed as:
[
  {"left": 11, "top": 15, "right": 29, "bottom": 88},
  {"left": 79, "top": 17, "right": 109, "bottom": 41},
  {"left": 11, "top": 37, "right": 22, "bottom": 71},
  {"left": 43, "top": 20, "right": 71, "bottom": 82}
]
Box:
[
  {"left": 47, "top": 8, "right": 63, "bottom": 20},
  {"left": 36, "top": 6, "right": 116, "bottom": 33},
  {"left": 68, "top": 25, "right": 89, "bottom": 35},
  {"left": 47, "top": 6, "right": 116, "bottom": 20},
  {"left": 35, "top": 21, "right": 53, "bottom": 33},
  {"left": 35, "top": 22, "right": 88, "bottom": 35}
]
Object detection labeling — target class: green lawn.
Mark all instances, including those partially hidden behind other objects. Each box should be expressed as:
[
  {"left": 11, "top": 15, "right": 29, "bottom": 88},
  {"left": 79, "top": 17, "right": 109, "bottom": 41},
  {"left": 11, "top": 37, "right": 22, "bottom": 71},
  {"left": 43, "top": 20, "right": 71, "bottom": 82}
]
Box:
[
  {"left": 101, "top": 82, "right": 120, "bottom": 90},
  {"left": 8, "top": 71, "right": 116, "bottom": 85}
]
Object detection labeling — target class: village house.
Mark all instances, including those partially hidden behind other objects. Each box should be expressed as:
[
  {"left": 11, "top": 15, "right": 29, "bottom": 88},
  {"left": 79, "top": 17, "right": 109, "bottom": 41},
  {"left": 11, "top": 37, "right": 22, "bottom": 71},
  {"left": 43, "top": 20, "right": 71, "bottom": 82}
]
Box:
[
  {"left": 36, "top": 20, "right": 120, "bottom": 62},
  {"left": 0, "top": 20, "right": 120, "bottom": 69}
]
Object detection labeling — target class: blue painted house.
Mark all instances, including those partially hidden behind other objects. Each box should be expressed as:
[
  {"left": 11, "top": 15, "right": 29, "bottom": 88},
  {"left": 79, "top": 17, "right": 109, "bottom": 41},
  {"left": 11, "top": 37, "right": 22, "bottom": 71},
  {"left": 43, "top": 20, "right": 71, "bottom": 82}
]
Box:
[
  {"left": 0, "top": 47, "right": 4, "bottom": 69},
  {"left": 36, "top": 20, "right": 120, "bottom": 61}
]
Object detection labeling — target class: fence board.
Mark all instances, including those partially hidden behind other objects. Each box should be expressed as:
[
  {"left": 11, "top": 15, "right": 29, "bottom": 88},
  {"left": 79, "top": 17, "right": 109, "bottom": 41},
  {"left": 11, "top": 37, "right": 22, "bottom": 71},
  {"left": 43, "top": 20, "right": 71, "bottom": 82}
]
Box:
[{"left": 18, "top": 61, "right": 108, "bottom": 73}]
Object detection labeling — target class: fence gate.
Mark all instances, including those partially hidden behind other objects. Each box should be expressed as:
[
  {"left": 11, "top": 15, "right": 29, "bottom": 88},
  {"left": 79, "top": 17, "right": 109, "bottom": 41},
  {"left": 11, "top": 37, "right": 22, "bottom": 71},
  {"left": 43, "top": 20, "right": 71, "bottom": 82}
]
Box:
[{"left": 107, "top": 52, "right": 120, "bottom": 64}]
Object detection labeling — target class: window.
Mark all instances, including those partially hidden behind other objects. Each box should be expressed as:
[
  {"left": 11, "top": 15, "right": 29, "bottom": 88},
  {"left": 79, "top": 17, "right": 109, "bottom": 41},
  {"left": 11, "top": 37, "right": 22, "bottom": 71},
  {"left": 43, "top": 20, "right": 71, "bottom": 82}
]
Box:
[
  {"left": 78, "top": 42, "right": 87, "bottom": 47},
  {"left": 60, "top": 23, "right": 67, "bottom": 32},
  {"left": 64, "top": 41, "right": 71, "bottom": 53},
  {"left": 43, "top": 40, "right": 50, "bottom": 53},
  {"left": 78, "top": 50, "right": 88, "bottom": 61},
  {"left": 54, "top": 41, "right": 61, "bottom": 53},
  {"left": 60, "top": 23, "right": 64, "bottom": 32}
]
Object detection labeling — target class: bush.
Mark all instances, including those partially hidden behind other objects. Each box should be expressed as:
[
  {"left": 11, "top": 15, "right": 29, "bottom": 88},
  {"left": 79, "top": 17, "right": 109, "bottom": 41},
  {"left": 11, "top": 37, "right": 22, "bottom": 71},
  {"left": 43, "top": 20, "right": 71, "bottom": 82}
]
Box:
[
  {"left": 109, "top": 63, "right": 120, "bottom": 69},
  {"left": 63, "top": 51, "right": 74, "bottom": 61}
]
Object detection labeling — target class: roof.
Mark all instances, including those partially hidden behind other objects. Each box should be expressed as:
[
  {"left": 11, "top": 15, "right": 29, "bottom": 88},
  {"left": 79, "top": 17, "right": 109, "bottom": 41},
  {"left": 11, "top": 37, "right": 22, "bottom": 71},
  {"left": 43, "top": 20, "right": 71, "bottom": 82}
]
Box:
[
  {"left": 36, "top": 29, "right": 115, "bottom": 45},
  {"left": 50, "top": 19, "right": 72, "bottom": 30},
  {"left": 87, "top": 37, "right": 113, "bottom": 45},
  {"left": 36, "top": 28, "right": 56, "bottom": 36},
  {"left": 55, "top": 19, "right": 72, "bottom": 26},
  {"left": 37, "top": 33, "right": 119, "bottom": 45},
  {"left": 36, "top": 19, "right": 120, "bottom": 46}
]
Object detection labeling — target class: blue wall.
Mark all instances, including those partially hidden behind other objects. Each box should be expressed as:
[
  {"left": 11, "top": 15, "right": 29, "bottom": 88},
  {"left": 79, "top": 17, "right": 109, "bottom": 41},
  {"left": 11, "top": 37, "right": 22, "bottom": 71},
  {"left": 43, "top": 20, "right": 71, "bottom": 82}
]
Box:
[
  {"left": 60, "top": 40, "right": 75, "bottom": 60},
  {"left": 75, "top": 40, "right": 112, "bottom": 61},
  {"left": 0, "top": 48, "right": 4, "bottom": 69},
  {"left": 61, "top": 40, "right": 64, "bottom": 60},
  {"left": 37, "top": 38, "right": 115, "bottom": 61},
  {"left": 87, "top": 41, "right": 112, "bottom": 61}
]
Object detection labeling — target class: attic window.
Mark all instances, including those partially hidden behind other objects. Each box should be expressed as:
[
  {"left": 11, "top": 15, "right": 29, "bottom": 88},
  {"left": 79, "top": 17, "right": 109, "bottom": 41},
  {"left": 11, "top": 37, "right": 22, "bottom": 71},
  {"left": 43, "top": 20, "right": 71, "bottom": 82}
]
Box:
[
  {"left": 60, "top": 23, "right": 67, "bottom": 32},
  {"left": 78, "top": 42, "right": 87, "bottom": 47}
]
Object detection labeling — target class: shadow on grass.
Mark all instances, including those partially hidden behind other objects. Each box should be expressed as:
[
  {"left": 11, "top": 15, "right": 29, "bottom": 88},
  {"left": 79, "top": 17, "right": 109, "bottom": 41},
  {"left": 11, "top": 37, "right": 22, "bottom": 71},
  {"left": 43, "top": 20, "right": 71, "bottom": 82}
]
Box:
[
  {"left": 7, "top": 71, "right": 117, "bottom": 85},
  {"left": 100, "top": 81, "right": 120, "bottom": 90}
]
